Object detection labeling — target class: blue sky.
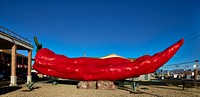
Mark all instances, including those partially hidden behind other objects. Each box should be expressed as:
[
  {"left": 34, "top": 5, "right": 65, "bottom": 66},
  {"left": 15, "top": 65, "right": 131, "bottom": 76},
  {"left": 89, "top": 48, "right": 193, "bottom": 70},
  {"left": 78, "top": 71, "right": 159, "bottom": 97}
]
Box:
[{"left": 0, "top": 0, "right": 199, "bottom": 69}]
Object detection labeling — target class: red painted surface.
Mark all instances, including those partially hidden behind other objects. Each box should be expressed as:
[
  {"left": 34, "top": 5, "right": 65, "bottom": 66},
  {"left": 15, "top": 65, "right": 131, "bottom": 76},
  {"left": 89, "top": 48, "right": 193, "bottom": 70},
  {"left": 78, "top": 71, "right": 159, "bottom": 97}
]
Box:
[{"left": 33, "top": 39, "right": 184, "bottom": 81}]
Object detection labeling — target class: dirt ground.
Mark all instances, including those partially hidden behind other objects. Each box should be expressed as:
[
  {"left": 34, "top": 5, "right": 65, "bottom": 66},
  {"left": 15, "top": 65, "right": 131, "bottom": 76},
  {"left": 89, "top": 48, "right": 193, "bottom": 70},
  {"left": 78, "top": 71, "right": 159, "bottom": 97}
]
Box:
[{"left": 0, "top": 80, "right": 200, "bottom": 97}]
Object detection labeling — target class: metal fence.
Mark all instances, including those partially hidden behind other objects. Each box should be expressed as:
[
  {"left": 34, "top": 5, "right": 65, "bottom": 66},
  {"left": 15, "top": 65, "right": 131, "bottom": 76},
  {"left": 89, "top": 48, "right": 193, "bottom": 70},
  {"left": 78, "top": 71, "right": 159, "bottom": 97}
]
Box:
[{"left": 0, "top": 26, "right": 32, "bottom": 45}]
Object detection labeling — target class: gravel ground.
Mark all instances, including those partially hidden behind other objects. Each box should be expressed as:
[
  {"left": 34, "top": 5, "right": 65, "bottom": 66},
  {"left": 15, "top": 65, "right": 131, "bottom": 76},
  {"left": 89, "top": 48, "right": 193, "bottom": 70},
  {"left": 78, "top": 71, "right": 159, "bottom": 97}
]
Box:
[{"left": 0, "top": 81, "right": 200, "bottom": 97}]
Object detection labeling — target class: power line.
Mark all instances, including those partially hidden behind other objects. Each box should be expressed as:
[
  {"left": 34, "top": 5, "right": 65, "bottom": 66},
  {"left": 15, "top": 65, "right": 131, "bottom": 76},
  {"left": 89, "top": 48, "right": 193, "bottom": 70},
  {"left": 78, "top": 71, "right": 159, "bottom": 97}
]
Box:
[
  {"left": 184, "top": 31, "right": 200, "bottom": 42},
  {"left": 165, "top": 60, "right": 198, "bottom": 67},
  {"left": 185, "top": 35, "right": 200, "bottom": 42},
  {"left": 184, "top": 31, "right": 200, "bottom": 39},
  {"left": 146, "top": 31, "right": 200, "bottom": 54}
]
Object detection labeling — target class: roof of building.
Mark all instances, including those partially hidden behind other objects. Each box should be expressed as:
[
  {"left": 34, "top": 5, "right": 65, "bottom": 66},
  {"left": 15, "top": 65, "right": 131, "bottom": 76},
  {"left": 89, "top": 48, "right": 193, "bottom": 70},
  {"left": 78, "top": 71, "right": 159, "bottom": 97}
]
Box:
[
  {"left": 100, "top": 54, "right": 136, "bottom": 61},
  {"left": 100, "top": 54, "right": 125, "bottom": 59}
]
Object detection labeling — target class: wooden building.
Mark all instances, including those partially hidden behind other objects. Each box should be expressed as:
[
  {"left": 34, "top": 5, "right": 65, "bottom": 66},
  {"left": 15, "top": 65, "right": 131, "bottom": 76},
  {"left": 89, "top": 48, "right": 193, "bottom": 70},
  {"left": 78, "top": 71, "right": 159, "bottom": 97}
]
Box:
[
  {"left": 0, "top": 49, "right": 28, "bottom": 80},
  {"left": 0, "top": 26, "right": 33, "bottom": 86}
]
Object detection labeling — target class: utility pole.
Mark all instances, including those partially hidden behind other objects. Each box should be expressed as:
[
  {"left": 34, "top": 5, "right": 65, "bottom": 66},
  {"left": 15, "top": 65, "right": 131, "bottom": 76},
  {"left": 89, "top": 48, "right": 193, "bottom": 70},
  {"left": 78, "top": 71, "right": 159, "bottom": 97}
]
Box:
[
  {"left": 161, "top": 66, "right": 164, "bottom": 79},
  {"left": 83, "top": 52, "right": 86, "bottom": 57},
  {"left": 195, "top": 60, "right": 199, "bottom": 80}
]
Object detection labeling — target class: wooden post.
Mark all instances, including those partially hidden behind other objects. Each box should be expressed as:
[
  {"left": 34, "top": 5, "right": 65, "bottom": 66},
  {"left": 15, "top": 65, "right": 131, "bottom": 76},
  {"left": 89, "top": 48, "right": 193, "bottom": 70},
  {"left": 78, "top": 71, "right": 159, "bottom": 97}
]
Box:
[
  {"left": 10, "top": 44, "right": 17, "bottom": 86},
  {"left": 27, "top": 50, "right": 32, "bottom": 83}
]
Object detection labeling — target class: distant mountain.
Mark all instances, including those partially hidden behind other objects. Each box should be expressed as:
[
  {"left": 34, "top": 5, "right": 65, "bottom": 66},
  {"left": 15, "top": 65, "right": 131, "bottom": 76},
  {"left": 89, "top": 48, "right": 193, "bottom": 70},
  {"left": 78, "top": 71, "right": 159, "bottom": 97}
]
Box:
[
  {"left": 155, "top": 69, "right": 186, "bottom": 74},
  {"left": 170, "top": 69, "right": 185, "bottom": 74},
  {"left": 155, "top": 69, "right": 169, "bottom": 74}
]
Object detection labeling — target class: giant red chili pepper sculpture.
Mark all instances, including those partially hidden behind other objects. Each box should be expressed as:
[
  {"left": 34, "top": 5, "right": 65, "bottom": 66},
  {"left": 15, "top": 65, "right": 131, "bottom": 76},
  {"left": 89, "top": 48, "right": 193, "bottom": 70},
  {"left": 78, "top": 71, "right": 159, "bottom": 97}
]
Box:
[{"left": 33, "top": 39, "right": 184, "bottom": 81}]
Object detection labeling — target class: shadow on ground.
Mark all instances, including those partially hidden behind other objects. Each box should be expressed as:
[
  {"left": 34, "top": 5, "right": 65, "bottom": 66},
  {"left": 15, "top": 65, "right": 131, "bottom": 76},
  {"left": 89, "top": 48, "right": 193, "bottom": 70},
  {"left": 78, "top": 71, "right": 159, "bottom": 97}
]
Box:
[
  {"left": 118, "top": 86, "right": 162, "bottom": 97},
  {"left": 45, "top": 79, "right": 80, "bottom": 85},
  {"left": 153, "top": 85, "right": 200, "bottom": 94},
  {"left": 0, "top": 86, "right": 22, "bottom": 95}
]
